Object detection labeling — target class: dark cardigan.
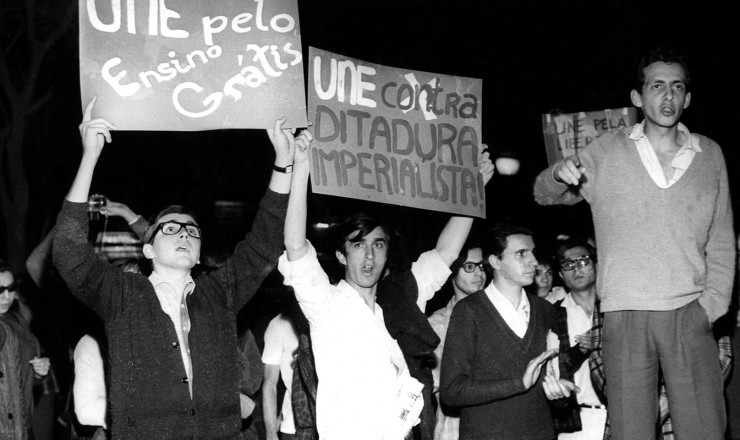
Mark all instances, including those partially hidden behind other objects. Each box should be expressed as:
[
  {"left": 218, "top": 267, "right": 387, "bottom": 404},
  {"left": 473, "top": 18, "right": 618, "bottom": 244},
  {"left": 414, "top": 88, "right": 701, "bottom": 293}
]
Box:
[
  {"left": 440, "top": 290, "right": 557, "bottom": 440},
  {"left": 53, "top": 190, "right": 287, "bottom": 439}
]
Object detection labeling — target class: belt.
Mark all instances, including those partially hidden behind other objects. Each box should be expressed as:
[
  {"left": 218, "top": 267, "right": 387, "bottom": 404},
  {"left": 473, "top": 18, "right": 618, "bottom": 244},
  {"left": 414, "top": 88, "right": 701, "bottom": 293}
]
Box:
[{"left": 579, "top": 404, "right": 606, "bottom": 410}]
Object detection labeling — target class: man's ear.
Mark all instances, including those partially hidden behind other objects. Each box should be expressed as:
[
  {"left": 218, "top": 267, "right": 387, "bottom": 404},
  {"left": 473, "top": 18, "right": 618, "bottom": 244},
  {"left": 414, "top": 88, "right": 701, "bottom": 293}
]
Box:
[
  {"left": 683, "top": 91, "right": 692, "bottom": 110},
  {"left": 630, "top": 89, "right": 643, "bottom": 108},
  {"left": 335, "top": 250, "right": 347, "bottom": 266},
  {"left": 142, "top": 243, "right": 155, "bottom": 260},
  {"left": 488, "top": 254, "right": 501, "bottom": 271}
]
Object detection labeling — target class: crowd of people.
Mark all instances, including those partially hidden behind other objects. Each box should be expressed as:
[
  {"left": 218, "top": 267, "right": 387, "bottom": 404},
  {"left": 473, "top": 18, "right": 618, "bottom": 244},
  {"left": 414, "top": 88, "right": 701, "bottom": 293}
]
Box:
[{"left": 0, "top": 47, "right": 737, "bottom": 440}]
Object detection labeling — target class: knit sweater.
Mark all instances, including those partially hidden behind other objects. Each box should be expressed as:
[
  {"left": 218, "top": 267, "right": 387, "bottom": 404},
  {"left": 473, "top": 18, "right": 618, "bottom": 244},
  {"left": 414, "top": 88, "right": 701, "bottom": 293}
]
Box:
[
  {"left": 440, "top": 291, "right": 557, "bottom": 440},
  {"left": 534, "top": 126, "right": 735, "bottom": 321},
  {"left": 53, "top": 190, "right": 288, "bottom": 439}
]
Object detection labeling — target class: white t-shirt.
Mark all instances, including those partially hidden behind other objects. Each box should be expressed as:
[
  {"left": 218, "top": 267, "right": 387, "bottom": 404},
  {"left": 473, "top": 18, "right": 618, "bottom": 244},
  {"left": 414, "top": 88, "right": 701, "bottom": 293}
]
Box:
[
  {"left": 74, "top": 335, "right": 107, "bottom": 428},
  {"left": 261, "top": 314, "right": 299, "bottom": 434}
]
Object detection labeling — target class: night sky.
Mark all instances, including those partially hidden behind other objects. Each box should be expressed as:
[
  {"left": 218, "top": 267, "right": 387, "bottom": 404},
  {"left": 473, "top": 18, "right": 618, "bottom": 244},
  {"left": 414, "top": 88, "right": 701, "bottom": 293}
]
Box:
[{"left": 7, "top": 0, "right": 740, "bottom": 261}]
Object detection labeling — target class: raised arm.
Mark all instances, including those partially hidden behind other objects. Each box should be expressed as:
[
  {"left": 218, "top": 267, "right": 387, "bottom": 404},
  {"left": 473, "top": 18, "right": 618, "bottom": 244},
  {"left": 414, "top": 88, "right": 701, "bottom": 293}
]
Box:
[
  {"left": 67, "top": 96, "right": 116, "bottom": 203},
  {"left": 266, "top": 117, "right": 302, "bottom": 195},
  {"left": 102, "top": 200, "right": 148, "bottom": 241},
  {"left": 52, "top": 98, "right": 128, "bottom": 321},
  {"left": 283, "top": 127, "right": 312, "bottom": 262},
  {"left": 409, "top": 150, "right": 494, "bottom": 310},
  {"left": 26, "top": 227, "right": 55, "bottom": 288},
  {"left": 214, "top": 119, "right": 312, "bottom": 311},
  {"left": 435, "top": 149, "right": 495, "bottom": 265}
]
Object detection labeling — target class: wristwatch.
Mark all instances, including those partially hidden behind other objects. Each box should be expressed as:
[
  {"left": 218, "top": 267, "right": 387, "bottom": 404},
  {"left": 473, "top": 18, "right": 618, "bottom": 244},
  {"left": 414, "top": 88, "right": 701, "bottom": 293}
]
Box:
[{"left": 273, "top": 164, "right": 294, "bottom": 174}]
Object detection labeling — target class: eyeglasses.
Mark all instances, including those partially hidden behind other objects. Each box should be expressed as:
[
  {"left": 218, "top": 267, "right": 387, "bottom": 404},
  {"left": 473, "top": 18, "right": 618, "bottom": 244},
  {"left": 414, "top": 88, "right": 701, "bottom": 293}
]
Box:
[
  {"left": 462, "top": 262, "right": 485, "bottom": 273},
  {"left": 0, "top": 284, "right": 17, "bottom": 295},
  {"left": 561, "top": 255, "right": 593, "bottom": 272},
  {"left": 148, "top": 221, "right": 202, "bottom": 243}
]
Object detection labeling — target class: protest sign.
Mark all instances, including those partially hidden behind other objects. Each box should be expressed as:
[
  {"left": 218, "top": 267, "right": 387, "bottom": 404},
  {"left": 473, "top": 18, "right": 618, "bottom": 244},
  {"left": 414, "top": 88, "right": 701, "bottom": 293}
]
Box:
[
  {"left": 307, "top": 47, "right": 485, "bottom": 218},
  {"left": 80, "top": 0, "right": 307, "bottom": 130},
  {"left": 541, "top": 107, "right": 639, "bottom": 165}
]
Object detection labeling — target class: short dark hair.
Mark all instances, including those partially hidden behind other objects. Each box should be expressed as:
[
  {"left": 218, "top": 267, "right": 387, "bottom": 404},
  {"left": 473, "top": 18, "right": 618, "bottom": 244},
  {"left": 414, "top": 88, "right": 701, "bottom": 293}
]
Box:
[
  {"left": 483, "top": 222, "right": 533, "bottom": 259},
  {"left": 555, "top": 238, "right": 597, "bottom": 271},
  {"left": 334, "top": 213, "right": 389, "bottom": 257},
  {"left": 635, "top": 46, "right": 691, "bottom": 91},
  {"left": 449, "top": 239, "right": 484, "bottom": 274},
  {"left": 144, "top": 205, "right": 200, "bottom": 243}
]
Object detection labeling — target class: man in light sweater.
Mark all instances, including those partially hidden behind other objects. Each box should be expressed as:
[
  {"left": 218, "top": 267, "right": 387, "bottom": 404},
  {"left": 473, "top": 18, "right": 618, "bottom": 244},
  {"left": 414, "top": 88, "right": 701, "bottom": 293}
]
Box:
[{"left": 533, "top": 47, "right": 736, "bottom": 439}]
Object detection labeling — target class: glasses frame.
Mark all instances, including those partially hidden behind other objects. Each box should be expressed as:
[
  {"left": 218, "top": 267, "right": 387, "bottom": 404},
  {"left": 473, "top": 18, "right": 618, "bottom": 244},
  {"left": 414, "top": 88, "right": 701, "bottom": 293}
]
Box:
[
  {"left": 461, "top": 262, "right": 486, "bottom": 273},
  {"left": 560, "top": 255, "right": 593, "bottom": 272},
  {"left": 148, "top": 221, "right": 202, "bottom": 244},
  {"left": 0, "top": 284, "right": 17, "bottom": 295}
]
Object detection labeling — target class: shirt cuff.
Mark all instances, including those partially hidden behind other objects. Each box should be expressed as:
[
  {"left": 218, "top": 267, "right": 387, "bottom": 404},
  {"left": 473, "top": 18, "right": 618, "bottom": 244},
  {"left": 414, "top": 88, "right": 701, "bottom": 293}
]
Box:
[
  {"left": 412, "top": 249, "right": 452, "bottom": 308},
  {"left": 278, "top": 241, "right": 318, "bottom": 286}
]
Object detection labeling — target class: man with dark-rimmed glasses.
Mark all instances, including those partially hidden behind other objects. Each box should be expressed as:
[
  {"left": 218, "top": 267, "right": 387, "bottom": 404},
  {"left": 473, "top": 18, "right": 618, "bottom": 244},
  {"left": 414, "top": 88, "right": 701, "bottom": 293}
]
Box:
[
  {"left": 428, "top": 241, "right": 487, "bottom": 440},
  {"left": 550, "top": 239, "right": 608, "bottom": 440},
  {"left": 53, "top": 97, "right": 313, "bottom": 440}
]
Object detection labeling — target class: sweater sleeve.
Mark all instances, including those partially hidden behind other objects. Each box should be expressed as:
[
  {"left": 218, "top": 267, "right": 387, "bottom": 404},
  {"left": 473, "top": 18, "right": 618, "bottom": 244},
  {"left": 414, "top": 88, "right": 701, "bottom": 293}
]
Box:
[
  {"left": 212, "top": 189, "right": 289, "bottom": 312},
  {"left": 533, "top": 132, "right": 609, "bottom": 206},
  {"left": 440, "top": 303, "right": 526, "bottom": 406},
  {"left": 698, "top": 147, "right": 736, "bottom": 323},
  {"left": 52, "top": 201, "right": 129, "bottom": 321}
]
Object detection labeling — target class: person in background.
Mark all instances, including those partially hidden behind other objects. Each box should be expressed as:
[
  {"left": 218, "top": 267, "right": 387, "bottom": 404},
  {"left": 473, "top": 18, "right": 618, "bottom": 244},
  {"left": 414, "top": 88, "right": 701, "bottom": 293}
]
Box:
[
  {"left": 550, "top": 239, "right": 608, "bottom": 439},
  {"left": 428, "top": 240, "right": 486, "bottom": 440},
  {"left": 0, "top": 260, "right": 52, "bottom": 439},
  {"left": 262, "top": 309, "right": 299, "bottom": 440}
]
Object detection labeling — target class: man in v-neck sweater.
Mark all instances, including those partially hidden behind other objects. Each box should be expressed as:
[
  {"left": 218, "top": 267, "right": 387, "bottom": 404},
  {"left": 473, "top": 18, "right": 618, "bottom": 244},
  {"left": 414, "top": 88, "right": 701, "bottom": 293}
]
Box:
[
  {"left": 534, "top": 48, "right": 735, "bottom": 440},
  {"left": 440, "top": 224, "right": 572, "bottom": 440}
]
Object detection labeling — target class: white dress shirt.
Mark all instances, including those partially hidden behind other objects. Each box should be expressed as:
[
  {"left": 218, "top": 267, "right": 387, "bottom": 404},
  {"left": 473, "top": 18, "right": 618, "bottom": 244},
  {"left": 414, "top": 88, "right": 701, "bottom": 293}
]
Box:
[
  {"left": 484, "top": 283, "right": 530, "bottom": 338},
  {"left": 630, "top": 121, "right": 701, "bottom": 188},
  {"left": 278, "top": 243, "right": 450, "bottom": 440},
  {"left": 149, "top": 272, "right": 196, "bottom": 397}
]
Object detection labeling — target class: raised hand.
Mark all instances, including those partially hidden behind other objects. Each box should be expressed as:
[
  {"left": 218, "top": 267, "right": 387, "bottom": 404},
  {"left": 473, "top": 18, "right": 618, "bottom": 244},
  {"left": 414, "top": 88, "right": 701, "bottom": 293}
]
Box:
[
  {"left": 266, "top": 117, "right": 298, "bottom": 167},
  {"left": 522, "top": 349, "right": 558, "bottom": 389},
  {"left": 293, "top": 129, "right": 313, "bottom": 167},
  {"left": 101, "top": 200, "right": 140, "bottom": 224},
  {"left": 79, "top": 96, "right": 117, "bottom": 157},
  {"left": 479, "top": 147, "right": 495, "bottom": 185},
  {"left": 553, "top": 155, "right": 585, "bottom": 186}
]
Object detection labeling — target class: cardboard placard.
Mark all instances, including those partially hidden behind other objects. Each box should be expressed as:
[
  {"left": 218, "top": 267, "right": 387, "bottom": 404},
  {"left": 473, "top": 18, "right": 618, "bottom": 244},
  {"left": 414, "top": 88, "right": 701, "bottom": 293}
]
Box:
[
  {"left": 80, "top": 0, "right": 307, "bottom": 130},
  {"left": 541, "top": 107, "right": 639, "bottom": 165},
  {"left": 307, "top": 47, "right": 485, "bottom": 218}
]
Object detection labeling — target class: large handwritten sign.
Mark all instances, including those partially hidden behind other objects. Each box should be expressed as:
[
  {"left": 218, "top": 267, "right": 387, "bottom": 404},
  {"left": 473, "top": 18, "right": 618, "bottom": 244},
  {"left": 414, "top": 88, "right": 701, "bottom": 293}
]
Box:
[
  {"left": 80, "top": 0, "right": 307, "bottom": 130},
  {"left": 541, "top": 107, "right": 638, "bottom": 165},
  {"left": 308, "top": 47, "right": 485, "bottom": 218}
]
